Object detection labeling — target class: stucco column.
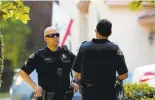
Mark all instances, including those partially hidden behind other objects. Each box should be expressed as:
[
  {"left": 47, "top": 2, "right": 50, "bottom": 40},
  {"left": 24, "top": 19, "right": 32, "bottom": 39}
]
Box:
[{"left": 79, "top": 13, "right": 88, "bottom": 45}]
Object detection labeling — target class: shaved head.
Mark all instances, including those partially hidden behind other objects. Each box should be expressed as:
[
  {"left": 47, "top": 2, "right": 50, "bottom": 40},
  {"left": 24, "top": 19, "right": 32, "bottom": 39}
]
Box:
[
  {"left": 44, "top": 26, "right": 60, "bottom": 47},
  {"left": 44, "top": 26, "right": 57, "bottom": 37}
]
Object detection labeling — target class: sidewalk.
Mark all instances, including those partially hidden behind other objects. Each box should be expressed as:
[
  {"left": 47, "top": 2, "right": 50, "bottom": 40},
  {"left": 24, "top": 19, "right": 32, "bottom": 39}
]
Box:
[{"left": 0, "top": 98, "right": 10, "bottom": 100}]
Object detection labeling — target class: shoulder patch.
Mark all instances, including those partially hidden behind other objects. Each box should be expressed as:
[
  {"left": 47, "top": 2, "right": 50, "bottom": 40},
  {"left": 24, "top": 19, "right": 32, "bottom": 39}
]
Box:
[{"left": 117, "top": 48, "right": 123, "bottom": 56}]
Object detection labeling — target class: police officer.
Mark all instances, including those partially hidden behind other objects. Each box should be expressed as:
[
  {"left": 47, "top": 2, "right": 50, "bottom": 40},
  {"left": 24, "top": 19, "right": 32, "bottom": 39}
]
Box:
[
  {"left": 72, "top": 19, "right": 128, "bottom": 100},
  {"left": 18, "top": 26, "right": 78, "bottom": 100}
]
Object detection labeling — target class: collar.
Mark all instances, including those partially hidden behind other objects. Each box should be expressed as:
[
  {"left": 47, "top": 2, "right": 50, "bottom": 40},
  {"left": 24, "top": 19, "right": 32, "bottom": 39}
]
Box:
[
  {"left": 44, "top": 46, "right": 61, "bottom": 53},
  {"left": 92, "top": 38, "right": 109, "bottom": 43}
]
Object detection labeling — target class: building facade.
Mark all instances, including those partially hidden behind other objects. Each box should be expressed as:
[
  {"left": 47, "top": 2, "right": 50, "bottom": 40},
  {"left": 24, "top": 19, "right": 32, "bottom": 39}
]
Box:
[{"left": 58, "top": 0, "right": 155, "bottom": 71}]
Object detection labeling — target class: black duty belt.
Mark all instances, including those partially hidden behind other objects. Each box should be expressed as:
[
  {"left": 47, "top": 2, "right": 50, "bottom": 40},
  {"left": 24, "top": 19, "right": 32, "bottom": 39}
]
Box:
[{"left": 80, "top": 79, "right": 100, "bottom": 88}]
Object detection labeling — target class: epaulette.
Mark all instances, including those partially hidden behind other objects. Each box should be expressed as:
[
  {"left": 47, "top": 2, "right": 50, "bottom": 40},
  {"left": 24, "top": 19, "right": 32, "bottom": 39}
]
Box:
[
  {"left": 82, "top": 41, "right": 87, "bottom": 44},
  {"left": 80, "top": 41, "right": 87, "bottom": 48},
  {"left": 37, "top": 48, "right": 45, "bottom": 56},
  {"left": 111, "top": 42, "right": 118, "bottom": 46},
  {"left": 28, "top": 53, "right": 35, "bottom": 59},
  {"left": 38, "top": 48, "right": 43, "bottom": 51},
  {"left": 37, "top": 48, "right": 44, "bottom": 53},
  {"left": 28, "top": 49, "right": 42, "bottom": 59},
  {"left": 61, "top": 45, "right": 69, "bottom": 53}
]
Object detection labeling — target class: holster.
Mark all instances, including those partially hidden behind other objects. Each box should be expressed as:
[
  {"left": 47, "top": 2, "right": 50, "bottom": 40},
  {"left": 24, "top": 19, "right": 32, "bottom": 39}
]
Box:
[
  {"left": 80, "top": 79, "right": 99, "bottom": 88},
  {"left": 64, "top": 86, "right": 74, "bottom": 100},
  {"left": 46, "top": 92, "right": 55, "bottom": 100},
  {"left": 80, "top": 79, "right": 99, "bottom": 96},
  {"left": 115, "top": 80, "right": 124, "bottom": 100},
  {"left": 41, "top": 90, "right": 55, "bottom": 100},
  {"left": 41, "top": 87, "right": 73, "bottom": 100},
  {"left": 35, "top": 90, "right": 46, "bottom": 100}
]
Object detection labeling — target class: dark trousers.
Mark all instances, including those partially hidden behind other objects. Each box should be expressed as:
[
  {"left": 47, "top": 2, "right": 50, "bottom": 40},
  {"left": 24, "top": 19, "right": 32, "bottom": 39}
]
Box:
[
  {"left": 36, "top": 92, "right": 65, "bottom": 100},
  {"left": 82, "top": 86, "right": 116, "bottom": 100},
  {"left": 36, "top": 88, "right": 66, "bottom": 100}
]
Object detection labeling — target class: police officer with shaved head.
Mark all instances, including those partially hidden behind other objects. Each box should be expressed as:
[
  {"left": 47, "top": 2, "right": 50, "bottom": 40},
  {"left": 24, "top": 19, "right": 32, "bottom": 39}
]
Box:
[
  {"left": 72, "top": 19, "right": 128, "bottom": 100},
  {"left": 18, "top": 26, "right": 79, "bottom": 100}
]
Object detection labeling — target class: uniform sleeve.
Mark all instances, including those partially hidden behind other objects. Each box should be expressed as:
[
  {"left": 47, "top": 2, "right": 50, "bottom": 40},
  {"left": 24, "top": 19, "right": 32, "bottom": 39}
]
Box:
[
  {"left": 115, "top": 48, "right": 128, "bottom": 75},
  {"left": 20, "top": 53, "right": 38, "bottom": 75},
  {"left": 72, "top": 48, "right": 83, "bottom": 73},
  {"left": 68, "top": 51, "right": 76, "bottom": 64}
]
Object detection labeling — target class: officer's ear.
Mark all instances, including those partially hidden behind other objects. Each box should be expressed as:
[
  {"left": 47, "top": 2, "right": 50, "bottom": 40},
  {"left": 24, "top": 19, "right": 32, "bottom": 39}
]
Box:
[
  {"left": 44, "top": 37, "right": 48, "bottom": 42},
  {"left": 96, "top": 32, "right": 98, "bottom": 37},
  {"left": 109, "top": 31, "right": 112, "bottom": 36},
  {"left": 97, "top": 32, "right": 102, "bottom": 37}
]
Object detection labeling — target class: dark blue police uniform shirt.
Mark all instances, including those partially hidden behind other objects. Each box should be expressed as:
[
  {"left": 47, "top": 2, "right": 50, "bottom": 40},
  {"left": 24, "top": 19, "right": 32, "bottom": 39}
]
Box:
[
  {"left": 20, "top": 46, "right": 75, "bottom": 92},
  {"left": 72, "top": 38, "right": 128, "bottom": 88}
]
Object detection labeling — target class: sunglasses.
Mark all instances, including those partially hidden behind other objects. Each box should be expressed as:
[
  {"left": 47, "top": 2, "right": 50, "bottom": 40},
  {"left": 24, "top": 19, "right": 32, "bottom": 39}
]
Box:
[{"left": 45, "top": 33, "right": 60, "bottom": 38}]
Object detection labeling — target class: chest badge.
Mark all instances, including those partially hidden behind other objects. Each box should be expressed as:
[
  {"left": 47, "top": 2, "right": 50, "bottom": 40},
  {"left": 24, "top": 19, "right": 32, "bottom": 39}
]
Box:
[
  {"left": 62, "top": 54, "right": 67, "bottom": 60},
  {"left": 61, "top": 53, "right": 71, "bottom": 63}
]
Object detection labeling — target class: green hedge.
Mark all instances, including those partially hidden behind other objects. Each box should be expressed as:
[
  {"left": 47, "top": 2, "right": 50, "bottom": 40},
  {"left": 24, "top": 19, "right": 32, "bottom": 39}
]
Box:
[
  {"left": 0, "top": 34, "right": 4, "bottom": 87},
  {"left": 124, "top": 83, "right": 155, "bottom": 100}
]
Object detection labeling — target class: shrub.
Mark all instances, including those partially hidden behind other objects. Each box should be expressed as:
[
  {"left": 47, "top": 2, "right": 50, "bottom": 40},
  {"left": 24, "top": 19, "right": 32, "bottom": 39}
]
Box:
[
  {"left": 0, "top": 34, "right": 4, "bottom": 87},
  {"left": 124, "top": 83, "right": 155, "bottom": 100}
]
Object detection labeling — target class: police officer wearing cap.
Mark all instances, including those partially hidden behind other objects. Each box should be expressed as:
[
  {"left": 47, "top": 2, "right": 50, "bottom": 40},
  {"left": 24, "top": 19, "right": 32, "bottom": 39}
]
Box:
[
  {"left": 72, "top": 19, "right": 128, "bottom": 100},
  {"left": 18, "top": 26, "right": 79, "bottom": 100}
]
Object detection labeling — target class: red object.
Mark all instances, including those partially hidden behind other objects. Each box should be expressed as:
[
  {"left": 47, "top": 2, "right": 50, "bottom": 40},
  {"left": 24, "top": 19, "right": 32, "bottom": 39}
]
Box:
[
  {"left": 60, "top": 19, "right": 73, "bottom": 46},
  {"left": 138, "top": 10, "right": 155, "bottom": 24},
  {"left": 140, "top": 72, "right": 155, "bottom": 82}
]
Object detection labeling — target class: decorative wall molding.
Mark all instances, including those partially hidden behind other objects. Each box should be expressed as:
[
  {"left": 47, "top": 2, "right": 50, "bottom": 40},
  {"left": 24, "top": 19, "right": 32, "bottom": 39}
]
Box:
[{"left": 77, "top": 1, "right": 90, "bottom": 14}]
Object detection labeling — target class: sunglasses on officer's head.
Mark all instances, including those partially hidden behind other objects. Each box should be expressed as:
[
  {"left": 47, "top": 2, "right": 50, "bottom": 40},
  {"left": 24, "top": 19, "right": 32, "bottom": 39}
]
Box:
[{"left": 45, "top": 33, "right": 60, "bottom": 38}]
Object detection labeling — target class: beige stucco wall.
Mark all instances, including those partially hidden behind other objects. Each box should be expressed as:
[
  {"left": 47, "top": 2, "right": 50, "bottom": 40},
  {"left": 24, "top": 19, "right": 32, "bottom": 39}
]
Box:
[
  {"left": 59, "top": 1, "right": 155, "bottom": 71},
  {"left": 59, "top": 0, "right": 87, "bottom": 54}
]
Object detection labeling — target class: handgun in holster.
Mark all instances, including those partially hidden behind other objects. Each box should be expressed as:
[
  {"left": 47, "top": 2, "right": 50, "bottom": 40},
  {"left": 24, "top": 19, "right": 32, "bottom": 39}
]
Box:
[
  {"left": 35, "top": 90, "right": 47, "bottom": 100},
  {"left": 80, "top": 79, "right": 98, "bottom": 88},
  {"left": 64, "top": 86, "right": 74, "bottom": 100},
  {"left": 115, "top": 80, "right": 124, "bottom": 100},
  {"left": 41, "top": 89, "right": 55, "bottom": 100},
  {"left": 80, "top": 79, "right": 99, "bottom": 95}
]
